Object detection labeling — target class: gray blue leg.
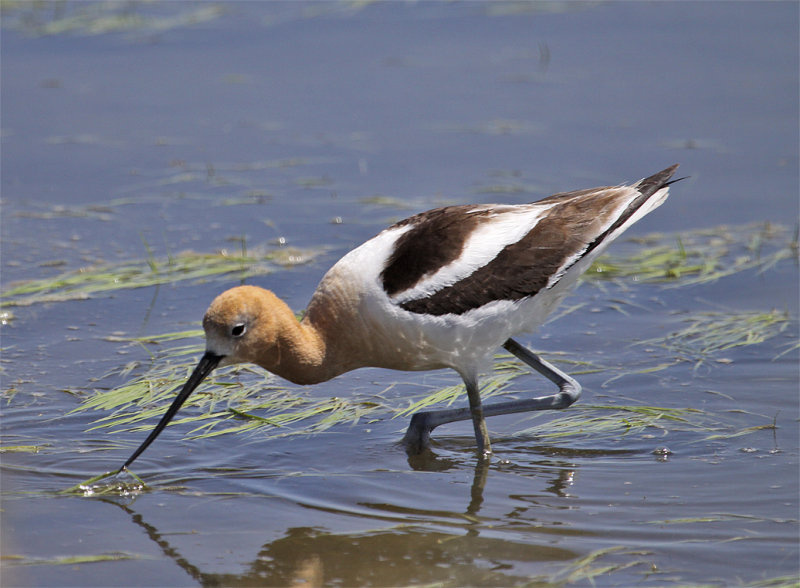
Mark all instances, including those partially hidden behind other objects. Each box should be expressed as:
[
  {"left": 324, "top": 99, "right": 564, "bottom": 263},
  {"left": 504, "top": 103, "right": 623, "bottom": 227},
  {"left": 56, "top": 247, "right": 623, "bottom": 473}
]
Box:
[{"left": 402, "top": 338, "right": 581, "bottom": 454}]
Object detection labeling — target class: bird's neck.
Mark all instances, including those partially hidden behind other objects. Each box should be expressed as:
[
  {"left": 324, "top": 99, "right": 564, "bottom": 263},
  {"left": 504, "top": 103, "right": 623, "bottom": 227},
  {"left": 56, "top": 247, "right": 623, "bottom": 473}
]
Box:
[{"left": 250, "top": 295, "right": 355, "bottom": 386}]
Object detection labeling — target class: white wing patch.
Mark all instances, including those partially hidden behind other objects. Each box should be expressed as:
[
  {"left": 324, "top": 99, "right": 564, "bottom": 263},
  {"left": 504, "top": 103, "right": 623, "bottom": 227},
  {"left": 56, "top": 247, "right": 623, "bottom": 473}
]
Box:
[{"left": 390, "top": 204, "right": 555, "bottom": 304}]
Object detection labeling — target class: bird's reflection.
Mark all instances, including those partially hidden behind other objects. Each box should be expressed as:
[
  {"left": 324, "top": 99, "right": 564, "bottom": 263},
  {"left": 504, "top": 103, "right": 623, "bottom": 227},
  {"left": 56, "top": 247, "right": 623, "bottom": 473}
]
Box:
[{"left": 100, "top": 444, "right": 591, "bottom": 586}]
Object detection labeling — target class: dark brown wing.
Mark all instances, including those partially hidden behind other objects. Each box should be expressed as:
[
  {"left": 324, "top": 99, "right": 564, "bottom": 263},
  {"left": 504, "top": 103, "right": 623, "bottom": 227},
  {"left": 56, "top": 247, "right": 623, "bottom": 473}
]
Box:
[{"left": 388, "top": 165, "right": 678, "bottom": 316}]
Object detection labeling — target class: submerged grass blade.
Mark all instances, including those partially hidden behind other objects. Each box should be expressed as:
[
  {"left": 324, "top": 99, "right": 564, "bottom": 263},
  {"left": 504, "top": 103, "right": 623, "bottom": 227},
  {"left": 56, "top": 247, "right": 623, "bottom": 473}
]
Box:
[
  {"left": 525, "top": 546, "right": 653, "bottom": 586},
  {"left": 560, "top": 546, "right": 651, "bottom": 584}
]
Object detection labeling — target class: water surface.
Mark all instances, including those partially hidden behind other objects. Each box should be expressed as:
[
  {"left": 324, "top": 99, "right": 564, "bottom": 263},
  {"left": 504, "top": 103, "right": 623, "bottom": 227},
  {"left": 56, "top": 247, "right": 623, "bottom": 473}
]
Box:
[{"left": 2, "top": 2, "right": 798, "bottom": 586}]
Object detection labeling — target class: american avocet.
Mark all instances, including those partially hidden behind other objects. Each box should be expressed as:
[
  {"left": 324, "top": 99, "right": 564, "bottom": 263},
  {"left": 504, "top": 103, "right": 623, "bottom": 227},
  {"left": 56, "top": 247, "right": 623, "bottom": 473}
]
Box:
[{"left": 120, "top": 164, "right": 679, "bottom": 468}]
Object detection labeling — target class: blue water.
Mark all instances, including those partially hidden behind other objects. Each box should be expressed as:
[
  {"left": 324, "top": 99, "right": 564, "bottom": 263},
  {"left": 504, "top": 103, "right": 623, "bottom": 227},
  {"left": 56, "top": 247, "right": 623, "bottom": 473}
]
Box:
[{"left": 2, "top": 2, "right": 798, "bottom": 586}]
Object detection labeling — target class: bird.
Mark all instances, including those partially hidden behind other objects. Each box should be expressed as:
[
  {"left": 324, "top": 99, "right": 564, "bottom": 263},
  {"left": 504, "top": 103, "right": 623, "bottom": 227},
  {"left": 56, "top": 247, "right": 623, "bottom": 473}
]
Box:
[{"left": 119, "top": 164, "right": 680, "bottom": 470}]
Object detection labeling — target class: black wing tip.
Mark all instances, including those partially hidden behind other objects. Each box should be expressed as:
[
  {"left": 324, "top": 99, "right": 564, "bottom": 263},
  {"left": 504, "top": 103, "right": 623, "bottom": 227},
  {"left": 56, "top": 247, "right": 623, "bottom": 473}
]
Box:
[{"left": 635, "top": 164, "right": 681, "bottom": 197}]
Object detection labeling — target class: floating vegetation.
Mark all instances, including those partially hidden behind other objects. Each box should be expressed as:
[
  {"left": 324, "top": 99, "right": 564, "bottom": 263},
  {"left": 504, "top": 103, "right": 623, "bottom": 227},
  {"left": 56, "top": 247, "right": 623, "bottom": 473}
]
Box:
[
  {"left": 0, "top": 444, "right": 49, "bottom": 453},
  {"left": 587, "top": 221, "right": 798, "bottom": 286},
  {"left": 44, "top": 133, "right": 125, "bottom": 148},
  {"left": 75, "top": 330, "right": 388, "bottom": 442},
  {"left": 200, "top": 394, "right": 386, "bottom": 439},
  {"left": 294, "top": 176, "right": 333, "bottom": 188},
  {"left": 1, "top": 1, "right": 224, "bottom": 37},
  {"left": 744, "top": 576, "right": 800, "bottom": 588},
  {"left": 775, "top": 339, "right": 800, "bottom": 360},
  {"left": 532, "top": 546, "right": 797, "bottom": 587},
  {"left": 60, "top": 469, "right": 147, "bottom": 497},
  {"left": 472, "top": 170, "right": 545, "bottom": 196},
  {"left": 535, "top": 546, "right": 653, "bottom": 586},
  {"left": 647, "top": 512, "right": 797, "bottom": 525},
  {"left": 703, "top": 422, "right": 778, "bottom": 441},
  {"left": 599, "top": 308, "right": 795, "bottom": 384},
  {"left": 2, "top": 552, "right": 144, "bottom": 566},
  {"left": 638, "top": 309, "right": 792, "bottom": 367},
  {"left": 0, "top": 244, "right": 320, "bottom": 308},
  {"left": 514, "top": 404, "right": 720, "bottom": 441}
]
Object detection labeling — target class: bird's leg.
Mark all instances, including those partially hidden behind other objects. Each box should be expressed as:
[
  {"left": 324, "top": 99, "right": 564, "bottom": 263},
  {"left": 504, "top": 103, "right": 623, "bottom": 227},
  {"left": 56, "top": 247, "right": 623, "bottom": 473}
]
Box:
[
  {"left": 494, "top": 338, "right": 582, "bottom": 411},
  {"left": 465, "top": 375, "right": 492, "bottom": 455},
  {"left": 402, "top": 338, "right": 580, "bottom": 454},
  {"left": 402, "top": 375, "right": 491, "bottom": 455}
]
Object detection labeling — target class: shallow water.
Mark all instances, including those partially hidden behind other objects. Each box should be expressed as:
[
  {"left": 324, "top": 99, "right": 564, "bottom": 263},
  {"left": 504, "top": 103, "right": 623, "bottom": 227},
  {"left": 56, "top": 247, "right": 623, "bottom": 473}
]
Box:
[{"left": 2, "top": 2, "right": 798, "bottom": 586}]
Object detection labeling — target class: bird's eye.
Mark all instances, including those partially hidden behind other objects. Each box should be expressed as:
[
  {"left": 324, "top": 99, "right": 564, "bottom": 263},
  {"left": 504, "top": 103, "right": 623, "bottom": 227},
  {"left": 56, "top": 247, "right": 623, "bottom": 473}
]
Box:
[{"left": 231, "top": 323, "right": 246, "bottom": 338}]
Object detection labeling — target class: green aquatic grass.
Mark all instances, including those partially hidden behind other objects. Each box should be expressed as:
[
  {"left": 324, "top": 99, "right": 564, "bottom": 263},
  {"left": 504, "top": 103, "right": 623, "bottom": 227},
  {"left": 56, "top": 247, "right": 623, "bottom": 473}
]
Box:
[
  {"left": 530, "top": 546, "right": 800, "bottom": 587},
  {"left": 0, "top": 444, "right": 49, "bottom": 453},
  {"left": 0, "top": 244, "right": 319, "bottom": 308},
  {"left": 2, "top": 552, "right": 144, "bottom": 566},
  {"left": 647, "top": 512, "right": 797, "bottom": 525},
  {"left": 392, "top": 354, "right": 606, "bottom": 420},
  {"left": 704, "top": 422, "right": 778, "bottom": 441},
  {"left": 60, "top": 469, "right": 147, "bottom": 497},
  {"left": 745, "top": 577, "right": 800, "bottom": 588},
  {"left": 553, "top": 546, "right": 651, "bottom": 585},
  {"left": 638, "top": 309, "right": 792, "bottom": 366},
  {"left": 76, "top": 330, "right": 388, "bottom": 442},
  {"left": 600, "top": 308, "right": 795, "bottom": 385},
  {"left": 524, "top": 546, "right": 655, "bottom": 586},
  {"left": 200, "top": 395, "right": 386, "bottom": 439},
  {"left": 586, "top": 221, "right": 798, "bottom": 286},
  {"left": 85, "top": 372, "right": 386, "bottom": 442},
  {"left": 0, "top": 1, "right": 224, "bottom": 37},
  {"left": 513, "top": 403, "right": 724, "bottom": 442}
]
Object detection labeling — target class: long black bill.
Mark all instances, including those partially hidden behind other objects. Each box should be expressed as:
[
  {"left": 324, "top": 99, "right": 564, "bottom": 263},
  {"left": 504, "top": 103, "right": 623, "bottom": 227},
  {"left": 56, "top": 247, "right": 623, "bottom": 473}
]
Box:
[{"left": 119, "top": 351, "right": 223, "bottom": 472}]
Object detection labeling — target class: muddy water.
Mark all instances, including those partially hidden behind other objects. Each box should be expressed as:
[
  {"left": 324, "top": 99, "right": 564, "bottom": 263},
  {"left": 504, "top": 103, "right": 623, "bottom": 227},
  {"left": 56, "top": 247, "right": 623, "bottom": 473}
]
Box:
[{"left": 2, "top": 2, "right": 798, "bottom": 586}]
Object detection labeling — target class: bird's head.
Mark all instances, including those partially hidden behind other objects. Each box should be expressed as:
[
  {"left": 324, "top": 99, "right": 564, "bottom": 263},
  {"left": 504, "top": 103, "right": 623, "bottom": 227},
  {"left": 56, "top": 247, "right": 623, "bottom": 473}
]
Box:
[
  {"left": 202, "top": 285, "right": 283, "bottom": 368},
  {"left": 119, "top": 285, "right": 285, "bottom": 472}
]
